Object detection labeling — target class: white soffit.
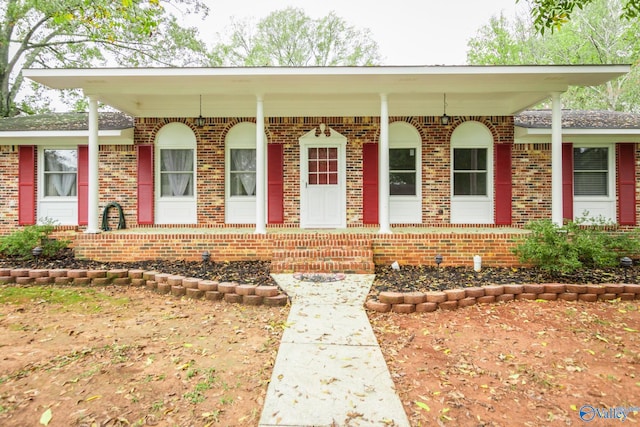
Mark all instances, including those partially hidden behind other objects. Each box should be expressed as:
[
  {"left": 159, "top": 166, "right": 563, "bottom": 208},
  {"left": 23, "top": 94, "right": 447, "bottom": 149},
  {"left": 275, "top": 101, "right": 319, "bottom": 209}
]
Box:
[{"left": 24, "top": 65, "right": 630, "bottom": 118}]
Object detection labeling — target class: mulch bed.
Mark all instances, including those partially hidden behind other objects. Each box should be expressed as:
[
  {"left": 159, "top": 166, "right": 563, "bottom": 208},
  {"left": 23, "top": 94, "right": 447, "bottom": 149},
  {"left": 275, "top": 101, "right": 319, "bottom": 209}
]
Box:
[{"left": 1, "top": 249, "right": 639, "bottom": 292}]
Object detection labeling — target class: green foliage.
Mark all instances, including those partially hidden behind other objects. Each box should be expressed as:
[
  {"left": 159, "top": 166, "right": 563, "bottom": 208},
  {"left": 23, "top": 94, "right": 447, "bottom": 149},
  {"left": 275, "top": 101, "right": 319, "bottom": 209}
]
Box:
[
  {"left": 522, "top": 0, "right": 640, "bottom": 34},
  {"left": 512, "top": 216, "right": 640, "bottom": 274},
  {"left": 0, "top": 220, "right": 69, "bottom": 259},
  {"left": 1, "top": 0, "right": 209, "bottom": 117},
  {"left": 469, "top": 0, "right": 640, "bottom": 112},
  {"left": 210, "top": 7, "right": 381, "bottom": 66}
]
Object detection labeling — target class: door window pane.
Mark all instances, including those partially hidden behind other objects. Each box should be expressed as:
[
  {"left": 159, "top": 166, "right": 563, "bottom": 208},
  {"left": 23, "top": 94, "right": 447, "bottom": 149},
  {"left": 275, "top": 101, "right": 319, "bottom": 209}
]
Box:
[
  {"left": 44, "top": 149, "right": 77, "bottom": 197},
  {"left": 308, "top": 146, "right": 338, "bottom": 186},
  {"left": 574, "top": 147, "right": 608, "bottom": 196},
  {"left": 389, "top": 148, "right": 416, "bottom": 195},
  {"left": 160, "top": 149, "right": 194, "bottom": 197},
  {"left": 453, "top": 148, "right": 487, "bottom": 196}
]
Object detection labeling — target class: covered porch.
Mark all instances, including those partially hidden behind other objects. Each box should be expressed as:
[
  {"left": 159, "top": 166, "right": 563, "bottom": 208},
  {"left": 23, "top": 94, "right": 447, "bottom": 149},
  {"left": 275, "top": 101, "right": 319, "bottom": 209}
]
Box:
[{"left": 23, "top": 65, "right": 631, "bottom": 236}]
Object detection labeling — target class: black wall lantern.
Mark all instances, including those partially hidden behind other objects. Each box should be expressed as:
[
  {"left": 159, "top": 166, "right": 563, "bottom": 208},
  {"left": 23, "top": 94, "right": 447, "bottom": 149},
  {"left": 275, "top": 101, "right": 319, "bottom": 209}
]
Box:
[
  {"left": 195, "top": 95, "right": 206, "bottom": 127},
  {"left": 440, "top": 93, "right": 450, "bottom": 125}
]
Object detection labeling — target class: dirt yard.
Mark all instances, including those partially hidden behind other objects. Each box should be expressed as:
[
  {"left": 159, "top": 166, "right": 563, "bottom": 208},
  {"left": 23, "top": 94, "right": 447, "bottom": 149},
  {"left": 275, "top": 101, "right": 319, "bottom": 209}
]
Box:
[
  {"left": 0, "top": 285, "right": 288, "bottom": 427},
  {"left": 1, "top": 285, "right": 639, "bottom": 426},
  {"left": 370, "top": 298, "right": 640, "bottom": 426}
]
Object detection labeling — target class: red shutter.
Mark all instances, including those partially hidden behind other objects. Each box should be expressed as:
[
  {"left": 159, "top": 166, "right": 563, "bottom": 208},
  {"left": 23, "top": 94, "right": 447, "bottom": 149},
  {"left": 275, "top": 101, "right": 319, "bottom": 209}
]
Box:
[
  {"left": 137, "top": 144, "right": 154, "bottom": 225},
  {"left": 18, "top": 146, "right": 36, "bottom": 225},
  {"left": 362, "top": 143, "right": 379, "bottom": 224},
  {"left": 617, "top": 143, "right": 636, "bottom": 225},
  {"left": 562, "top": 143, "right": 573, "bottom": 221},
  {"left": 77, "top": 145, "right": 88, "bottom": 225},
  {"left": 268, "top": 143, "right": 284, "bottom": 224},
  {"left": 494, "top": 143, "right": 512, "bottom": 225}
]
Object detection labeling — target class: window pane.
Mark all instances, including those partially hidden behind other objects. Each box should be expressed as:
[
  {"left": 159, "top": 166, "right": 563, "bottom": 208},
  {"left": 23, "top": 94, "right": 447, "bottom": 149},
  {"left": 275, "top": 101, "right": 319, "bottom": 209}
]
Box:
[
  {"left": 160, "top": 149, "right": 194, "bottom": 197},
  {"left": 230, "top": 149, "right": 256, "bottom": 172},
  {"left": 453, "top": 172, "right": 487, "bottom": 196},
  {"left": 161, "top": 173, "right": 193, "bottom": 196},
  {"left": 44, "top": 149, "right": 77, "bottom": 197},
  {"left": 390, "top": 149, "right": 416, "bottom": 170},
  {"left": 453, "top": 149, "right": 486, "bottom": 171},
  {"left": 230, "top": 172, "right": 256, "bottom": 196},
  {"left": 161, "top": 149, "right": 193, "bottom": 172},
  {"left": 574, "top": 147, "right": 608, "bottom": 171},
  {"left": 390, "top": 172, "right": 416, "bottom": 195},
  {"left": 575, "top": 172, "right": 608, "bottom": 196}
]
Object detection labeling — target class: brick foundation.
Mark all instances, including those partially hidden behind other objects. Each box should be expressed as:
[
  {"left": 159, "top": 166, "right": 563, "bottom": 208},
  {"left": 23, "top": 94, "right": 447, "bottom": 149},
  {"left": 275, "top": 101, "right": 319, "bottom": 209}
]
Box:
[{"left": 71, "top": 228, "right": 523, "bottom": 270}]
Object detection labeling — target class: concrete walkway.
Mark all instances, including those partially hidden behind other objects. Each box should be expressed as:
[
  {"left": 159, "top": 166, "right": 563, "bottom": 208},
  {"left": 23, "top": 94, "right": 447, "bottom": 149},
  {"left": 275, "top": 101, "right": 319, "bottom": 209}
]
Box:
[{"left": 259, "top": 274, "right": 410, "bottom": 427}]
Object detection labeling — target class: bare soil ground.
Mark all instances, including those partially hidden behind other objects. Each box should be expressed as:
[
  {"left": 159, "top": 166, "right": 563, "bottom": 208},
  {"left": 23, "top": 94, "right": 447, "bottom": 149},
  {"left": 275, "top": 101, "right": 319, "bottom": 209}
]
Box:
[
  {"left": 370, "top": 299, "right": 640, "bottom": 426},
  {"left": 0, "top": 285, "right": 288, "bottom": 427},
  {"left": 1, "top": 255, "right": 639, "bottom": 426}
]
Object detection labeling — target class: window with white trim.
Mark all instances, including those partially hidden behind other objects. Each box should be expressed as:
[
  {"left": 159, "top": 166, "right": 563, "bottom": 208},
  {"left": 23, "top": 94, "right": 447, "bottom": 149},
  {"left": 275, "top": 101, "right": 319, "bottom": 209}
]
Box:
[
  {"left": 450, "top": 121, "right": 494, "bottom": 224},
  {"left": 43, "top": 149, "right": 78, "bottom": 197},
  {"left": 154, "top": 122, "right": 197, "bottom": 224},
  {"left": 574, "top": 147, "right": 609, "bottom": 196},
  {"left": 225, "top": 122, "right": 258, "bottom": 224},
  {"left": 453, "top": 148, "right": 488, "bottom": 196},
  {"left": 389, "top": 148, "right": 417, "bottom": 195},
  {"left": 388, "top": 122, "right": 422, "bottom": 224}
]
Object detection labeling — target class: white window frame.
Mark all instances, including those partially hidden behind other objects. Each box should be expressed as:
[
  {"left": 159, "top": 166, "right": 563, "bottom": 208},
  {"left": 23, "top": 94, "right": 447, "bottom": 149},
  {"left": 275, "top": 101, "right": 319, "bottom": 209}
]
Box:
[
  {"left": 389, "top": 122, "right": 422, "bottom": 224},
  {"left": 450, "top": 121, "right": 494, "bottom": 224},
  {"left": 37, "top": 146, "right": 79, "bottom": 225},
  {"left": 573, "top": 143, "right": 615, "bottom": 222},
  {"left": 225, "top": 122, "right": 258, "bottom": 224},
  {"left": 155, "top": 123, "right": 197, "bottom": 224}
]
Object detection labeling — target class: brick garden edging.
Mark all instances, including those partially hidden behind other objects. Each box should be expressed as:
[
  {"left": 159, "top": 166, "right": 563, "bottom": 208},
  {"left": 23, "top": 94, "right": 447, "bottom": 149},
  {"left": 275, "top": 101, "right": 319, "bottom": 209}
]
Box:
[
  {"left": 366, "top": 283, "right": 640, "bottom": 313},
  {"left": 0, "top": 268, "right": 289, "bottom": 307}
]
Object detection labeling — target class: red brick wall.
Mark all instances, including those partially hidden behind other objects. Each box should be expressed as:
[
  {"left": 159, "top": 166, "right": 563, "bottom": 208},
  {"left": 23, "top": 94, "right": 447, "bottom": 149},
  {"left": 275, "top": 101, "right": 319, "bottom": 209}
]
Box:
[
  {"left": 0, "top": 146, "right": 20, "bottom": 229},
  {"left": 73, "top": 230, "right": 522, "bottom": 266},
  {"left": 130, "top": 116, "right": 517, "bottom": 227},
  {"left": 512, "top": 143, "right": 553, "bottom": 226}
]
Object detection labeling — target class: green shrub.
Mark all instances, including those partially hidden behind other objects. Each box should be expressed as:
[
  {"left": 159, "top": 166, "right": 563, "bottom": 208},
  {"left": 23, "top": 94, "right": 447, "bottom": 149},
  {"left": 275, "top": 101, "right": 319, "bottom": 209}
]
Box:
[
  {"left": 512, "top": 215, "right": 640, "bottom": 274},
  {"left": 0, "top": 220, "right": 69, "bottom": 259}
]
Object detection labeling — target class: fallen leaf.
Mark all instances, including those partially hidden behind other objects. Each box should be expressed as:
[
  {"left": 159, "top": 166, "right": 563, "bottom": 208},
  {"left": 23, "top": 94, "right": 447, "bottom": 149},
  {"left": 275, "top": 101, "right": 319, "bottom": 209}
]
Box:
[
  {"left": 39, "top": 408, "right": 52, "bottom": 426},
  {"left": 415, "top": 401, "right": 430, "bottom": 411}
]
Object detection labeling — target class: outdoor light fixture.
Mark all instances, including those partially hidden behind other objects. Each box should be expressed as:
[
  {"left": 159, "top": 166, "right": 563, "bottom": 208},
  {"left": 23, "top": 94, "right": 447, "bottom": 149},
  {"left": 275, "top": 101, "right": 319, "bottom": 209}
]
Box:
[
  {"left": 195, "top": 95, "right": 206, "bottom": 127},
  {"left": 440, "top": 93, "right": 450, "bottom": 125},
  {"left": 621, "top": 256, "right": 632, "bottom": 282},
  {"left": 202, "top": 250, "right": 211, "bottom": 263},
  {"left": 435, "top": 254, "right": 443, "bottom": 267},
  {"left": 32, "top": 246, "right": 43, "bottom": 266}
]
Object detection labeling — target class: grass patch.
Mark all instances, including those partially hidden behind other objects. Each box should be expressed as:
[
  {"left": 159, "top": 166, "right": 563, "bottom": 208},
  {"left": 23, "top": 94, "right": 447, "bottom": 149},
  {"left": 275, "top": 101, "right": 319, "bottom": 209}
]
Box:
[{"left": 0, "top": 286, "right": 130, "bottom": 312}]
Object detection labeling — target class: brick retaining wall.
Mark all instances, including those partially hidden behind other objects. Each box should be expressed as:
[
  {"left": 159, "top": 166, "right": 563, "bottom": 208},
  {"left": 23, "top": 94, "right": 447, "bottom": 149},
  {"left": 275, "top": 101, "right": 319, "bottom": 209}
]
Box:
[
  {"left": 366, "top": 283, "right": 640, "bottom": 313},
  {"left": 0, "top": 268, "right": 288, "bottom": 307}
]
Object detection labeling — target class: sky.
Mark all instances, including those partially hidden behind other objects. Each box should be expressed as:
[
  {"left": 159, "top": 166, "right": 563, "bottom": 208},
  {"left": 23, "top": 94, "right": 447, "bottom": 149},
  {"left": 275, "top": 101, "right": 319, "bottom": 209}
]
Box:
[{"left": 198, "top": 0, "right": 528, "bottom": 65}]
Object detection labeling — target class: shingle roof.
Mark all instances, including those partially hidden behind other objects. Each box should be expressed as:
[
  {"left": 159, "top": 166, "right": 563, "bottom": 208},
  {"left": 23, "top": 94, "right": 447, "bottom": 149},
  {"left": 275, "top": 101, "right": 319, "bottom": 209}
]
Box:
[
  {"left": 515, "top": 110, "right": 640, "bottom": 129},
  {"left": 0, "top": 112, "right": 134, "bottom": 132}
]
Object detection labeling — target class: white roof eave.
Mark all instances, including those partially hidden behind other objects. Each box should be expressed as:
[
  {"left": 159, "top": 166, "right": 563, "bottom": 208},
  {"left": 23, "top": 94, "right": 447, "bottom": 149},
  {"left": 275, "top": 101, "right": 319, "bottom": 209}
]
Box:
[
  {"left": 0, "top": 128, "right": 134, "bottom": 145},
  {"left": 23, "top": 65, "right": 631, "bottom": 118}
]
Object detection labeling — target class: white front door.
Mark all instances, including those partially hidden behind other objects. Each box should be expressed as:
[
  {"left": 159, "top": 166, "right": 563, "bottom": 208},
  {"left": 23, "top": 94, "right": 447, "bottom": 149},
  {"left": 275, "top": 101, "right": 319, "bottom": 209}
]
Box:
[{"left": 299, "top": 126, "right": 346, "bottom": 228}]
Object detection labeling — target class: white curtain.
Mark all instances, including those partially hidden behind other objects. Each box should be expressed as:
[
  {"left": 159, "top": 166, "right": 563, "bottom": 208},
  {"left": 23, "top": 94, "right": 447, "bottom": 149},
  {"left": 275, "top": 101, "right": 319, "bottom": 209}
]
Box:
[
  {"left": 45, "top": 151, "right": 76, "bottom": 196},
  {"left": 162, "top": 149, "right": 193, "bottom": 196},
  {"left": 232, "top": 149, "right": 256, "bottom": 196}
]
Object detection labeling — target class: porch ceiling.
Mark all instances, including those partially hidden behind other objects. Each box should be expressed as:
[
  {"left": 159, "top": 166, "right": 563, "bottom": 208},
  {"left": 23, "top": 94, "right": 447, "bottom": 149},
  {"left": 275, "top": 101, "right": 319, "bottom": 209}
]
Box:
[{"left": 24, "top": 65, "right": 630, "bottom": 118}]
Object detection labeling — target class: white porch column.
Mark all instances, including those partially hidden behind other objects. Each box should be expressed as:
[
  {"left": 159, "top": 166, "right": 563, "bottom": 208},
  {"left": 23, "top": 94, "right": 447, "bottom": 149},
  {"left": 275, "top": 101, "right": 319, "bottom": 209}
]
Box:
[
  {"left": 85, "top": 97, "right": 100, "bottom": 233},
  {"left": 255, "top": 95, "right": 267, "bottom": 234},
  {"left": 551, "top": 92, "right": 563, "bottom": 226},
  {"left": 378, "top": 94, "right": 391, "bottom": 234}
]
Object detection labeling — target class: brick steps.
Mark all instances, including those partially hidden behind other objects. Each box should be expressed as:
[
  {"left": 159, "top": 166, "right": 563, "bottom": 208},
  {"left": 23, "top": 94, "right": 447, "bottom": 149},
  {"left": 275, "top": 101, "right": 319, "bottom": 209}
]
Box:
[{"left": 270, "top": 238, "right": 375, "bottom": 274}]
